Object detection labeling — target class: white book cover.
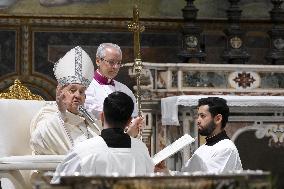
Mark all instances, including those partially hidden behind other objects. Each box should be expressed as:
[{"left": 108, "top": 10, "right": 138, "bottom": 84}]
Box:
[{"left": 152, "top": 134, "right": 195, "bottom": 165}]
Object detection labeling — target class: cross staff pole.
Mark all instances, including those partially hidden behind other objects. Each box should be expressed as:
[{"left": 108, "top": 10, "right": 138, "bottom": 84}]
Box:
[
  {"left": 128, "top": 5, "right": 145, "bottom": 117},
  {"left": 128, "top": 5, "right": 145, "bottom": 140}
]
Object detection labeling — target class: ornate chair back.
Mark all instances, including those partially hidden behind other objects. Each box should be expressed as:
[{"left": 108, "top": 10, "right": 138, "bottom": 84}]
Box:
[{"left": 0, "top": 80, "right": 51, "bottom": 189}]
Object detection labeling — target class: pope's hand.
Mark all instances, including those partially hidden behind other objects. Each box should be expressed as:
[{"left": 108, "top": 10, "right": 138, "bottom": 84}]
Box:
[{"left": 56, "top": 85, "right": 67, "bottom": 113}]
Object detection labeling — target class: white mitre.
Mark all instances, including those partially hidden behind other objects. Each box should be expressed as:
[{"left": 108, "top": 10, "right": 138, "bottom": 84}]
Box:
[{"left": 53, "top": 46, "right": 94, "bottom": 88}]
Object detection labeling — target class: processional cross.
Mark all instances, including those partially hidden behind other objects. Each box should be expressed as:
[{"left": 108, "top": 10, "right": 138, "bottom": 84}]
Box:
[{"left": 128, "top": 4, "right": 145, "bottom": 117}]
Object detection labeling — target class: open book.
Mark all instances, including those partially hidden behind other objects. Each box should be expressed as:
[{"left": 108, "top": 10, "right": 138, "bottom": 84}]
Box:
[{"left": 152, "top": 134, "right": 195, "bottom": 165}]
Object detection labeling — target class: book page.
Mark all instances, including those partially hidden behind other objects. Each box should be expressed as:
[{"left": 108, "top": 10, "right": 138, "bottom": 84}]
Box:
[{"left": 152, "top": 134, "right": 195, "bottom": 165}]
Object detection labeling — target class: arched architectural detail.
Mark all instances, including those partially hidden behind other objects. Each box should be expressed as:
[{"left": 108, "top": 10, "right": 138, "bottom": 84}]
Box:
[
  {"left": 231, "top": 124, "right": 258, "bottom": 143},
  {"left": 232, "top": 122, "right": 284, "bottom": 148},
  {"left": 24, "top": 75, "right": 57, "bottom": 100},
  {"left": 0, "top": 75, "right": 57, "bottom": 100}
]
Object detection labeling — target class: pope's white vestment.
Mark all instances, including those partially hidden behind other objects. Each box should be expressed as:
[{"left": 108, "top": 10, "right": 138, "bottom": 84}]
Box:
[
  {"left": 182, "top": 132, "right": 242, "bottom": 173},
  {"left": 52, "top": 134, "right": 154, "bottom": 183},
  {"left": 30, "top": 103, "right": 102, "bottom": 155},
  {"left": 85, "top": 78, "right": 138, "bottom": 119}
]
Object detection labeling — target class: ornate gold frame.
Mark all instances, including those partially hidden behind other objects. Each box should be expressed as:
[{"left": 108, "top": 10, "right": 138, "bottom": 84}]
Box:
[{"left": 0, "top": 79, "right": 43, "bottom": 100}]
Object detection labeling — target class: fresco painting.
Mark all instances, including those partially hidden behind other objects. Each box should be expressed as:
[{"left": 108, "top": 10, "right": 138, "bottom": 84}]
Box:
[
  {"left": 0, "top": 0, "right": 273, "bottom": 19},
  {"left": 0, "top": 0, "right": 18, "bottom": 9}
]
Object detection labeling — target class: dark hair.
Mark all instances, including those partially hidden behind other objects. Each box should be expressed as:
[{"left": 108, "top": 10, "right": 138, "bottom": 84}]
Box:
[
  {"left": 103, "top": 91, "right": 134, "bottom": 128},
  {"left": 198, "top": 97, "right": 229, "bottom": 128}
]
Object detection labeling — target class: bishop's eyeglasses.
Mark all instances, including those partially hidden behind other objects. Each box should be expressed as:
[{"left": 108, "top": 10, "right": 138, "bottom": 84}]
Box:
[{"left": 101, "top": 58, "right": 122, "bottom": 67}]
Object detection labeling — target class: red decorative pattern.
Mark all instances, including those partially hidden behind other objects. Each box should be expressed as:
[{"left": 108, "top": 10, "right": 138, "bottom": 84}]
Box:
[{"left": 233, "top": 72, "right": 256, "bottom": 88}]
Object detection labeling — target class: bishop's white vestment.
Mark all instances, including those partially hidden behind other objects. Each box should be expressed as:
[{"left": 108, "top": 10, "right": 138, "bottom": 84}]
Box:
[
  {"left": 85, "top": 77, "right": 138, "bottom": 119},
  {"left": 30, "top": 102, "right": 102, "bottom": 155},
  {"left": 52, "top": 128, "right": 154, "bottom": 183},
  {"left": 182, "top": 131, "right": 242, "bottom": 173}
]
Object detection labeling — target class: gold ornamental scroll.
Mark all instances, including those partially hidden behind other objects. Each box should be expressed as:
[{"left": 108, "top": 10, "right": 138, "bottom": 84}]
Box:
[
  {"left": 0, "top": 79, "right": 43, "bottom": 100},
  {"left": 128, "top": 4, "right": 145, "bottom": 117}
]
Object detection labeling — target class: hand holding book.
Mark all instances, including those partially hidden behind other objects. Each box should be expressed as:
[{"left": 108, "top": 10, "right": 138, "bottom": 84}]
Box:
[{"left": 152, "top": 134, "right": 195, "bottom": 165}]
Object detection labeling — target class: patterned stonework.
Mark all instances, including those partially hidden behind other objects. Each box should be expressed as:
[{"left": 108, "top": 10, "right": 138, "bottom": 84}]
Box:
[{"left": 229, "top": 71, "right": 260, "bottom": 89}]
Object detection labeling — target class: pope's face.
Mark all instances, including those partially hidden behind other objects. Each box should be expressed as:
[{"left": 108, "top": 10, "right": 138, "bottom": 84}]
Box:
[
  {"left": 62, "top": 84, "right": 86, "bottom": 114},
  {"left": 96, "top": 47, "right": 122, "bottom": 79},
  {"left": 196, "top": 105, "right": 216, "bottom": 136}
]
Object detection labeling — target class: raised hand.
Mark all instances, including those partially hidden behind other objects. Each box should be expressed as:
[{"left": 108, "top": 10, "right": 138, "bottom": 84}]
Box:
[{"left": 56, "top": 85, "right": 67, "bottom": 113}]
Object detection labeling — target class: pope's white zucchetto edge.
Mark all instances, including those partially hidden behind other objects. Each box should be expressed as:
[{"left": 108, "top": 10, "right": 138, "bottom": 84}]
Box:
[{"left": 53, "top": 46, "right": 94, "bottom": 88}]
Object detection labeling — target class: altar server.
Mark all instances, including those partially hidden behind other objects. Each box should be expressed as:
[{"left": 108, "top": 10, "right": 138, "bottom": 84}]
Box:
[
  {"left": 52, "top": 92, "right": 154, "bottom": 183},
  {"left": 182, "top": 97, "right": 242, "bottom": 173}
]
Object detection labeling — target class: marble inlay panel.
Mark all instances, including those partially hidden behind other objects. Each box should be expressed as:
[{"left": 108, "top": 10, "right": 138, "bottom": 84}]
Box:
[{"left": 183, "top": 71, "right": 227, "bottom": 88}]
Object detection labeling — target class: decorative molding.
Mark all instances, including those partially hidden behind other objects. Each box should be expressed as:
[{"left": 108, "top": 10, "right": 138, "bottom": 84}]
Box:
[
  {"left": 28, "top": 19, "right": 128, "bottom": 27},
  {"left": 27, "top": 18, "right": 180, "bottom": 29},
  {"left": 126, "top": 63, "right": 284, "bottom": 99},
  {"left": 0, "top": 18, "right": 21, "bottom": 25},
  {"left": 25, "top": 75, "right": 56, "bottom": 100},
  {"left": 232, "top": 123, "right": 284, "bottom": 148},
  {"left": 125, "top": 62, "right": 284, "bottom": 72},
  {"left": 0, "top": 17, "right": 180, "bottom": 30},
  {"left": 22, "top": 25, "right": 29, "bottom": 75},
  {"left": 255, "top": 123, "right": 284, "bottom": 147}
]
